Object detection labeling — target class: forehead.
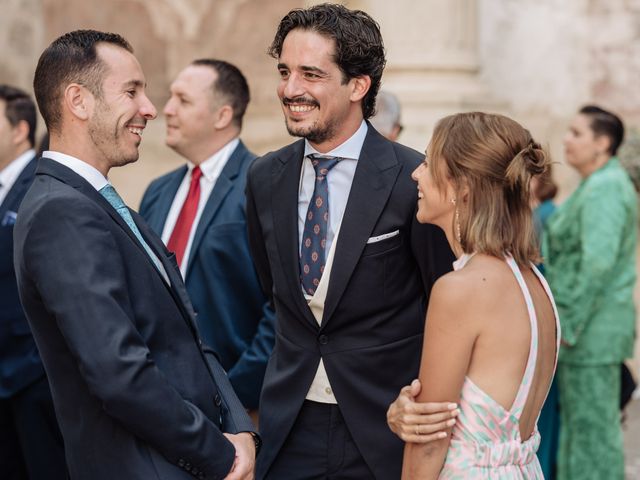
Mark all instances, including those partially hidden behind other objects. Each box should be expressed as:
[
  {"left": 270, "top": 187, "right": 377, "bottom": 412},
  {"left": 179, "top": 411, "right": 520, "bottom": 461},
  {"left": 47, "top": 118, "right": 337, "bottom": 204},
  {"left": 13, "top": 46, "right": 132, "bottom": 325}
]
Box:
[
  {"left": 96, "top": 43, "right": 145, "bottom": 88},
  {"left": 571, "top": 113, "right": 593, "bottom": 132},
  {"left": 280, "top": 29, "right": 337, "bottom": 68},
  {"left": 171, "top": 65, "right": 217, "bottom": 96}
]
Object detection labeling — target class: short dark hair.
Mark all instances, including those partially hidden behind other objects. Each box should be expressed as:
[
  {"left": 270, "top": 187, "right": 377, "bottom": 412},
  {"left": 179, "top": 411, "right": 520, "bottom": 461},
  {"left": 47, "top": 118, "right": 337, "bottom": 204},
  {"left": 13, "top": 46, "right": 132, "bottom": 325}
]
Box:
[
  {"left": 268, "top": 3, "right": 385, "bottom": 119},
  {"left": 33, "top": 29, "right": 133, "bottom": 133},
  {"left": 191, "top": 59, "right": 250, "bottom": 129},
  {"left": 0, "top": 84, "right": 37, "bottom": 148},
  {"left": 579, "top": 105, "right": 625, "bottom": 156}
]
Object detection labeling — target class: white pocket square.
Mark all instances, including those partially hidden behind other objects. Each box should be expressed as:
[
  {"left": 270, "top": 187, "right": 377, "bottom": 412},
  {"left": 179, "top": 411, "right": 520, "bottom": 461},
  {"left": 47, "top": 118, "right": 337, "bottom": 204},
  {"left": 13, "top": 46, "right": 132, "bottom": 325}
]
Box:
[{"left": 367, "top": 229, "right": 400, "bottom": 244}]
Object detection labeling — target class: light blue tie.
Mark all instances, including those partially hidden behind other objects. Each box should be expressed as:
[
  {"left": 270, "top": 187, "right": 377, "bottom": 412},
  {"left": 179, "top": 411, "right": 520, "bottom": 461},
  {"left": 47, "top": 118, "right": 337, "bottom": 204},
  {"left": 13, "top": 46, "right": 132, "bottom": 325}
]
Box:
[{"left": 99, "top": 184, "right": 164, "bottom": 273}]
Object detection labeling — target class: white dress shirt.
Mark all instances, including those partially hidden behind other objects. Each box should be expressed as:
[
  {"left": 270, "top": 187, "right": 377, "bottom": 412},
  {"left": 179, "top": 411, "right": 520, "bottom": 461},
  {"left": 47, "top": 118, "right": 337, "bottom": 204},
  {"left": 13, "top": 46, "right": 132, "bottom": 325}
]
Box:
[
  {"left": 161, "top": 138, "right": 239, "bottom": 278},
  {"left": 0, "top": 149, "right": 35, "bottom": 206},
  {"left": 299, "top": 121, "right": 368, "bottom": 403}
]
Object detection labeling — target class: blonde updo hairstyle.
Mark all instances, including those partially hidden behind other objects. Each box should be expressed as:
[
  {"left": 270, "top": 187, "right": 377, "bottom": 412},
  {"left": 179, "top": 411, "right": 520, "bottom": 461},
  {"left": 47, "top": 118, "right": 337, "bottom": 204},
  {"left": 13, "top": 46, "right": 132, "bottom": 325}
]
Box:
[{"left": 428, "top": 112, "right": 550, "bottom": 267}]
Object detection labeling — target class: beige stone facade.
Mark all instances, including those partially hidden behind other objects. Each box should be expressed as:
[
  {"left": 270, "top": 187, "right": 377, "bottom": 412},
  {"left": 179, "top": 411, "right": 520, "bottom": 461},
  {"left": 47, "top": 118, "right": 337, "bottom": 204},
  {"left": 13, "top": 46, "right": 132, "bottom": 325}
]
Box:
[{"left": 2, "top": 0, "right": 640, "bottom": 369}]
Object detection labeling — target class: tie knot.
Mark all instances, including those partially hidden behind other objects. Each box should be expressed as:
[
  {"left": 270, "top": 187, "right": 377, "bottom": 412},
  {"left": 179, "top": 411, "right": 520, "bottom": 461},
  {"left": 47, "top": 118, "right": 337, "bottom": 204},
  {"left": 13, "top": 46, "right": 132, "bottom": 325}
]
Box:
[
  {"left": 308, "top": 154, "right": 341, "bottom": 179},
  {"left": 191, "top": 166, "right": 203, "bottom": 184},
  {"left": 99, "top": 184, "right": 126, "bottom": 210}
]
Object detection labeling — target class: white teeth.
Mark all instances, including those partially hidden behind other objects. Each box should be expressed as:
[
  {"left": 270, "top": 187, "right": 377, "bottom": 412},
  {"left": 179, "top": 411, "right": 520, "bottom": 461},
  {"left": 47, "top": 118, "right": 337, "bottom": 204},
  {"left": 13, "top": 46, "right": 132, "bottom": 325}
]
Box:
[
  {"left": 289, "top": 105, "right": 314, "bottom": 113},
  {"left": 128, "top": 127, "right": 143, "bottom": 136}
]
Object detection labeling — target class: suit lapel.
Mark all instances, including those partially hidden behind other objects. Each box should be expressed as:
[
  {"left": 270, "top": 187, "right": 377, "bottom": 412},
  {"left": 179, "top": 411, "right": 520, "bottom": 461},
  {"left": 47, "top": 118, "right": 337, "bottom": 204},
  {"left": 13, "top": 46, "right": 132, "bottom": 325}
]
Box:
[
  {"left": 148, "top": 166, "right": 186, "bottom": 234},
  {"left": 134, "top": 212, "right": 200, "bottom": 333},
  {"left": 272, "top": 140, "right": 318, "bottom": 327},
  {"left": 185, "top": 142, "right": 249, "bottom": 274},
  {"left": 322, "top": 130, "right": 401, "bottom": 326}
]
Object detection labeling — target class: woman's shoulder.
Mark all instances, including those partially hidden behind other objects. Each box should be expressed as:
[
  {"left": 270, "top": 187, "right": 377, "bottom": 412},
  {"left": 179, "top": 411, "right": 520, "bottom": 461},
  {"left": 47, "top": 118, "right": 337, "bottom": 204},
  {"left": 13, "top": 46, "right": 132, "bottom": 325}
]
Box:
[{"left": 431, "top": 254, "right": 510, "bottom": 314}]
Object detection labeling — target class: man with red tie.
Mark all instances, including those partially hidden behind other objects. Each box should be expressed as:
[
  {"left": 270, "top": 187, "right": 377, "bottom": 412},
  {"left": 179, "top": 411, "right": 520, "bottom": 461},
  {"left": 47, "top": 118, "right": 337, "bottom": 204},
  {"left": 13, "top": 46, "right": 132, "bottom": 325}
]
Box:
[{"left": 139, "top": 59, "right": 275, "bottom": 419}]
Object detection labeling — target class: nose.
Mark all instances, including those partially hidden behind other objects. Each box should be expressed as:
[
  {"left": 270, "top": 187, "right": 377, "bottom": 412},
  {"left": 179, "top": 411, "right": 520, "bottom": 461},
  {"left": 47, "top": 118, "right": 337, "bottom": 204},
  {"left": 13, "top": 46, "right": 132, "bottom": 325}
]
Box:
[
  {"left": 163, "top": 97, "right": 175, "bottom": 117},
  {"left": 139, "top": 93, "right": 157, "bottom": 120},
  {"left": 411, "top": 163, "right": 423, "bottom": 182},
  {"left": 282, "top": 73, "right": 304, "bottom": 100}
]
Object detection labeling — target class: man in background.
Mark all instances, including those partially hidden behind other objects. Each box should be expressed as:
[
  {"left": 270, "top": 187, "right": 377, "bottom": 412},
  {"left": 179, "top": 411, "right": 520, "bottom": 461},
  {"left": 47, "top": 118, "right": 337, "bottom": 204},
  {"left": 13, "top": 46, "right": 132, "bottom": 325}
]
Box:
[
  {"left": 140, "top": 59, "right": 275, "bottom": 418},
  {"left": 0, "top": 84, "right": 67, "bottom": 480},
  {"left": 370, "top": 90, "right": 403, "bottom": 141}
]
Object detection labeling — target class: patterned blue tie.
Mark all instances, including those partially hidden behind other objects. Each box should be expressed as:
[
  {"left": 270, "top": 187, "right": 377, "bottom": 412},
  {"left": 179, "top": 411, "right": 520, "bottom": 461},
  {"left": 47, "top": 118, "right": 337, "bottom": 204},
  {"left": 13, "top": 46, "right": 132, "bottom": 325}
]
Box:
[
  {"left": 99, "top": 184, "right": 163, "bottom": 273},
  {"left": 300, "top": 154, "right": 341, "bottom": 296}
]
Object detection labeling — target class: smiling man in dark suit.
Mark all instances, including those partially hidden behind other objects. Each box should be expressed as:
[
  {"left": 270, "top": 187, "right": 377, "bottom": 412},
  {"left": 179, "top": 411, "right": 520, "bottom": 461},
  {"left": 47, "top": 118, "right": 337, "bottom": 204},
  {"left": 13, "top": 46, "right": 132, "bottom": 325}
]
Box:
[
  {"left": 140, "top": 60, "right": 275, "bottom": 419},
  {"left": 14, "top": 30, "right": 257, "bottom": 480},
  {"left": 0, "top": 84, "right": 67, "bottom": 480},
  {"left": 246, "top": 4, "right": 455, "bottom": 479}
]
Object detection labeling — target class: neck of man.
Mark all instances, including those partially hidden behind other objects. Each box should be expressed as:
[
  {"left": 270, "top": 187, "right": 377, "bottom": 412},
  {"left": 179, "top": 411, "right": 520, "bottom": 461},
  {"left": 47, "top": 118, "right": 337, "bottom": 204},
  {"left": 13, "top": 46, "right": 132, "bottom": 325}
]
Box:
[
  {"left": 183, "top": 127, "right": 239, "bottom": 166},
  {"left": 0, "top": 142, "right": 31, "bottom": 172},
  {"left": 307, "top": 113, "right": 364, "bottom": 154},
  {"left": 49, "top": 133, "right": 111, "bottom": 177}
]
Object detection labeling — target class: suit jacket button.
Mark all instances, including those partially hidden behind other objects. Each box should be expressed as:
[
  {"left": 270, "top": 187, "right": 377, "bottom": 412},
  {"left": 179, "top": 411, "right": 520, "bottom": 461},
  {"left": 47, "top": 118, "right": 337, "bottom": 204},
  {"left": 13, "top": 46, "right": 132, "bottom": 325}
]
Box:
[
  {"left": 178, "top": 459, "right": 185, "bottom": 467},
  {"left": 318, "top": 334, "right": 329, "bottom": 345},
  {"left": 214, "top": 394, "right": 222, "bottom": 406},
  {"left": 185, "top": 462, "right": 192, "bottom": 471}
]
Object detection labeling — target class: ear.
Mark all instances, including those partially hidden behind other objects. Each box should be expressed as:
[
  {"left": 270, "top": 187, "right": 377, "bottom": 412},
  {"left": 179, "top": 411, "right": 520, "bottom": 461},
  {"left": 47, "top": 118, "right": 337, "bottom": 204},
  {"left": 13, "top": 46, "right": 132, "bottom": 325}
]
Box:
[
  {"left": 459, "top": 179, "right": 470, "bottom": 204},
  {"left": 349, "top": 75, "right": 371, "bottom": 103},
  {"left": 594, "top": 134, "right": 611, "bottom": 157},
  {"left": 11, "top": 119, "right": 30, "bottom": 146},
  {"left": 63, "top": 83, "right": 93, "bottom": 122},
  {"left": 213, "top": 104, "right": 234, "bottom": 130}
]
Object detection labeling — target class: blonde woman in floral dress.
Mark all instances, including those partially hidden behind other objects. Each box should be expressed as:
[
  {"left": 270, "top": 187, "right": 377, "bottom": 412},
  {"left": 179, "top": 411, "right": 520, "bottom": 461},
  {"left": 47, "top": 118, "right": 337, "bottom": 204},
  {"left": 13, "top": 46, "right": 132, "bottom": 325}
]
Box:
[{"left": 388, "top": 112, "right": 560, "bottom": 479}]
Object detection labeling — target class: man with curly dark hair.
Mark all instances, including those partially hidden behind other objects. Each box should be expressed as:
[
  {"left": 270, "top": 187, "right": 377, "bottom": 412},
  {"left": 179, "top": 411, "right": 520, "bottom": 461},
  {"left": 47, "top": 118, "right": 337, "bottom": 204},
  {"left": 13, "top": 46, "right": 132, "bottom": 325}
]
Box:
[{"left": 246, "top": 4, "right": 454, "bottom": 478}]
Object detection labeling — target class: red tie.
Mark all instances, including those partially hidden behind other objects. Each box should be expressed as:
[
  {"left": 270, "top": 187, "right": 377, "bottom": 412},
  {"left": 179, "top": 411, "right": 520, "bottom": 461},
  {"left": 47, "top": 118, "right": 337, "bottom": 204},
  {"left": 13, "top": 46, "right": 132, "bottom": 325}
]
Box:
[{"left": 167, "top": 166, "right": 202, "bottom": 268}]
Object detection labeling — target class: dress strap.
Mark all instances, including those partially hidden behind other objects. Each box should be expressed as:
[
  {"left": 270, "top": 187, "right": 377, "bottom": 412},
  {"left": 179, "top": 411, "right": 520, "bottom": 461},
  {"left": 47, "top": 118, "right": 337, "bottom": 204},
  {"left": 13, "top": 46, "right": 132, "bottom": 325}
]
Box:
[
  {"left": 504, "top": 255, "right": 538, "bottom": 418},
  {"left": 452, "top": 252, "right": 476, "bottom": 271}
]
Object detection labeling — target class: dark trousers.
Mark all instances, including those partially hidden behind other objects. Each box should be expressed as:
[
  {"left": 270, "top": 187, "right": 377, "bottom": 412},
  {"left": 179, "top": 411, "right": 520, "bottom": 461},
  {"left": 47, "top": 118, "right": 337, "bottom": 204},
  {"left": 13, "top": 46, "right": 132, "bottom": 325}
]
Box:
[
  {"left": 0, "top": 376, "right": 68, "bottom": 480},
  {"left": 265, "top": 400, "right": 374, "bottom": 480}
]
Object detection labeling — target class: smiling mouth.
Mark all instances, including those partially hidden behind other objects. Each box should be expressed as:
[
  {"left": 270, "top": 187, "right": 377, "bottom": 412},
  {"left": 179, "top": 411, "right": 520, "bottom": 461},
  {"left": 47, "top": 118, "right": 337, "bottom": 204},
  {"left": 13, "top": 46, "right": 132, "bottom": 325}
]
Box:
[
  {"left": 287, "top": 104, "right": 316, "bottom": 113},
  {"left": 127, "top": 125, "right": 145, "bottom": 137}
]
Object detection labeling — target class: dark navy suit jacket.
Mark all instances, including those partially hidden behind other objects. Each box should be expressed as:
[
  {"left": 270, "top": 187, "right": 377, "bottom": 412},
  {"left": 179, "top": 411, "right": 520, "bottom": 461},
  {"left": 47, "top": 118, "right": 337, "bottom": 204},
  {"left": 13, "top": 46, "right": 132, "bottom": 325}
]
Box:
[
  {"left": 14, "top": 158, "right": 255, "bottom": 480},
  {"left": 140, "top": 141, "right": 275, "bottom": 409},
  {"left": 0, "top": 156, "right": 43, "bottom": 398},
  {"left": 246, "top": 126, "right": 455, "bottom": 479}
]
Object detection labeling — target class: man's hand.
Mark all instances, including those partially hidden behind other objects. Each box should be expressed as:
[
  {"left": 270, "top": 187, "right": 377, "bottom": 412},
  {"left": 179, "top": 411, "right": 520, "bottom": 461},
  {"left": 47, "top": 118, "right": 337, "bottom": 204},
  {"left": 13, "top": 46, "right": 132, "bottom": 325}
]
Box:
[
  {"left": 223, "top": 432, "right": 256, "bottom": 480},
  {"left": 386, "top": 379, "right": 459, "bottom": 444}
]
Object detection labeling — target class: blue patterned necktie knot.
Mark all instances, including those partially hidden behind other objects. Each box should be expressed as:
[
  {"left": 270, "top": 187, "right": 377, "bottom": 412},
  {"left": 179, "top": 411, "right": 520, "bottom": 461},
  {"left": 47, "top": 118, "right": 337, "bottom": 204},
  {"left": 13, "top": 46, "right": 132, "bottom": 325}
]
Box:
[{"left": 300, "top": 154, "right": 342, "bottom": 296}]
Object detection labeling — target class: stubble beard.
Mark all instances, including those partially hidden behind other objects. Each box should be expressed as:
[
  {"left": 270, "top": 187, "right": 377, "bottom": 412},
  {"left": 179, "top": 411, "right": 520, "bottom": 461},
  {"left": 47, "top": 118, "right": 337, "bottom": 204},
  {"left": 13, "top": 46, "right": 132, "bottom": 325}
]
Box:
[
  {"left": 284, "top": 116, "right": 338, "bottom": 145},
  {"left": 89, "top": 104, "right": 139, "bottom": 169}
]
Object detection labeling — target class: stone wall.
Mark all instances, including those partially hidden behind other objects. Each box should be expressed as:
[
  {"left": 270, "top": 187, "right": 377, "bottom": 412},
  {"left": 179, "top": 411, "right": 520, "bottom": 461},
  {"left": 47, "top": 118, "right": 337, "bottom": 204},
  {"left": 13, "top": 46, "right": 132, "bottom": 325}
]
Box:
[{"left": 1, "top": 0, "right": 640, "bottom": 369}]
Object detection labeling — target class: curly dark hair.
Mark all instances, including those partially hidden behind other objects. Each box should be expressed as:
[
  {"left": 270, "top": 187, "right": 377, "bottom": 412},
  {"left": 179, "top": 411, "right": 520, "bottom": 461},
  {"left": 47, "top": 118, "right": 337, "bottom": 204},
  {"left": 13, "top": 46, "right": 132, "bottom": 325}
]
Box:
[
  {"left": 33, "top": 29, "right": 133, "bottom": 133},
  {"left": 268, "top": 3, "right": 385, "bottom": 119}
]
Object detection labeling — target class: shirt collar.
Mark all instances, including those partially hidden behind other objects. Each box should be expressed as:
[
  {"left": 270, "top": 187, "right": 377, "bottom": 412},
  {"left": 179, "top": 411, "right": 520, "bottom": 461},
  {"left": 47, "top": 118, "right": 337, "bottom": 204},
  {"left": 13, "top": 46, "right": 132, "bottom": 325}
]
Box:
[
  {"left": 0, "top": 149, "right": 35, "bottom": 188},
  {"left": 44, "top": 150, "right": 109, "bottom": 191},
  {"left": 187, "top": 138, "right": 239, "bottom": 181},
  {"left": 303, "top": 120, "right": 368, "bottom": 160}
]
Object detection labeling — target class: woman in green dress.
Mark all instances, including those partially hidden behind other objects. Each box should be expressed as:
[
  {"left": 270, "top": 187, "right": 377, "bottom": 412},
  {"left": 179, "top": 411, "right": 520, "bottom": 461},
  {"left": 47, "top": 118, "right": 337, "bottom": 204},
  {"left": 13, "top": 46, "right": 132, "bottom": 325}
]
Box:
[{"left": 543, "top": 105, "right": 637, "bottom": 480}]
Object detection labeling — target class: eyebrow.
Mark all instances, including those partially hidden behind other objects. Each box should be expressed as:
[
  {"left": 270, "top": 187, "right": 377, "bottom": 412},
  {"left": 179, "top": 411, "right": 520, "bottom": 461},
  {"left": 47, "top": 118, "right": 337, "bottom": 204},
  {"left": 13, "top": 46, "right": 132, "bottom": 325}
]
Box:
[
  {"left": 123, "top": 79, "right": 145, "bottom": 89},
  {"left": 277, "top": 63, "right": 328, "bottom": 76}
]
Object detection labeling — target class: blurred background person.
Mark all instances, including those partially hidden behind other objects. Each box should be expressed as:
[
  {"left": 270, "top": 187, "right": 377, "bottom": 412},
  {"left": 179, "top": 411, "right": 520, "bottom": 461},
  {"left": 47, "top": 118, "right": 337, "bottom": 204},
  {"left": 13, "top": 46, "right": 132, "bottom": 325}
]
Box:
[
  {"left": 369, "top": 90, "right": 403, "bottom": 142},
  {"left": 531, "top": 165, "right": 560, "bottom": 479},
  {"left": 0, "top": 84, "right": 67, "bottom": 479},
  {"left": 543, "top": 105, "right": 637, "bottom": 480},
  {"left": 139, "top": 59, "right": 275, "bottom": 421}
]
